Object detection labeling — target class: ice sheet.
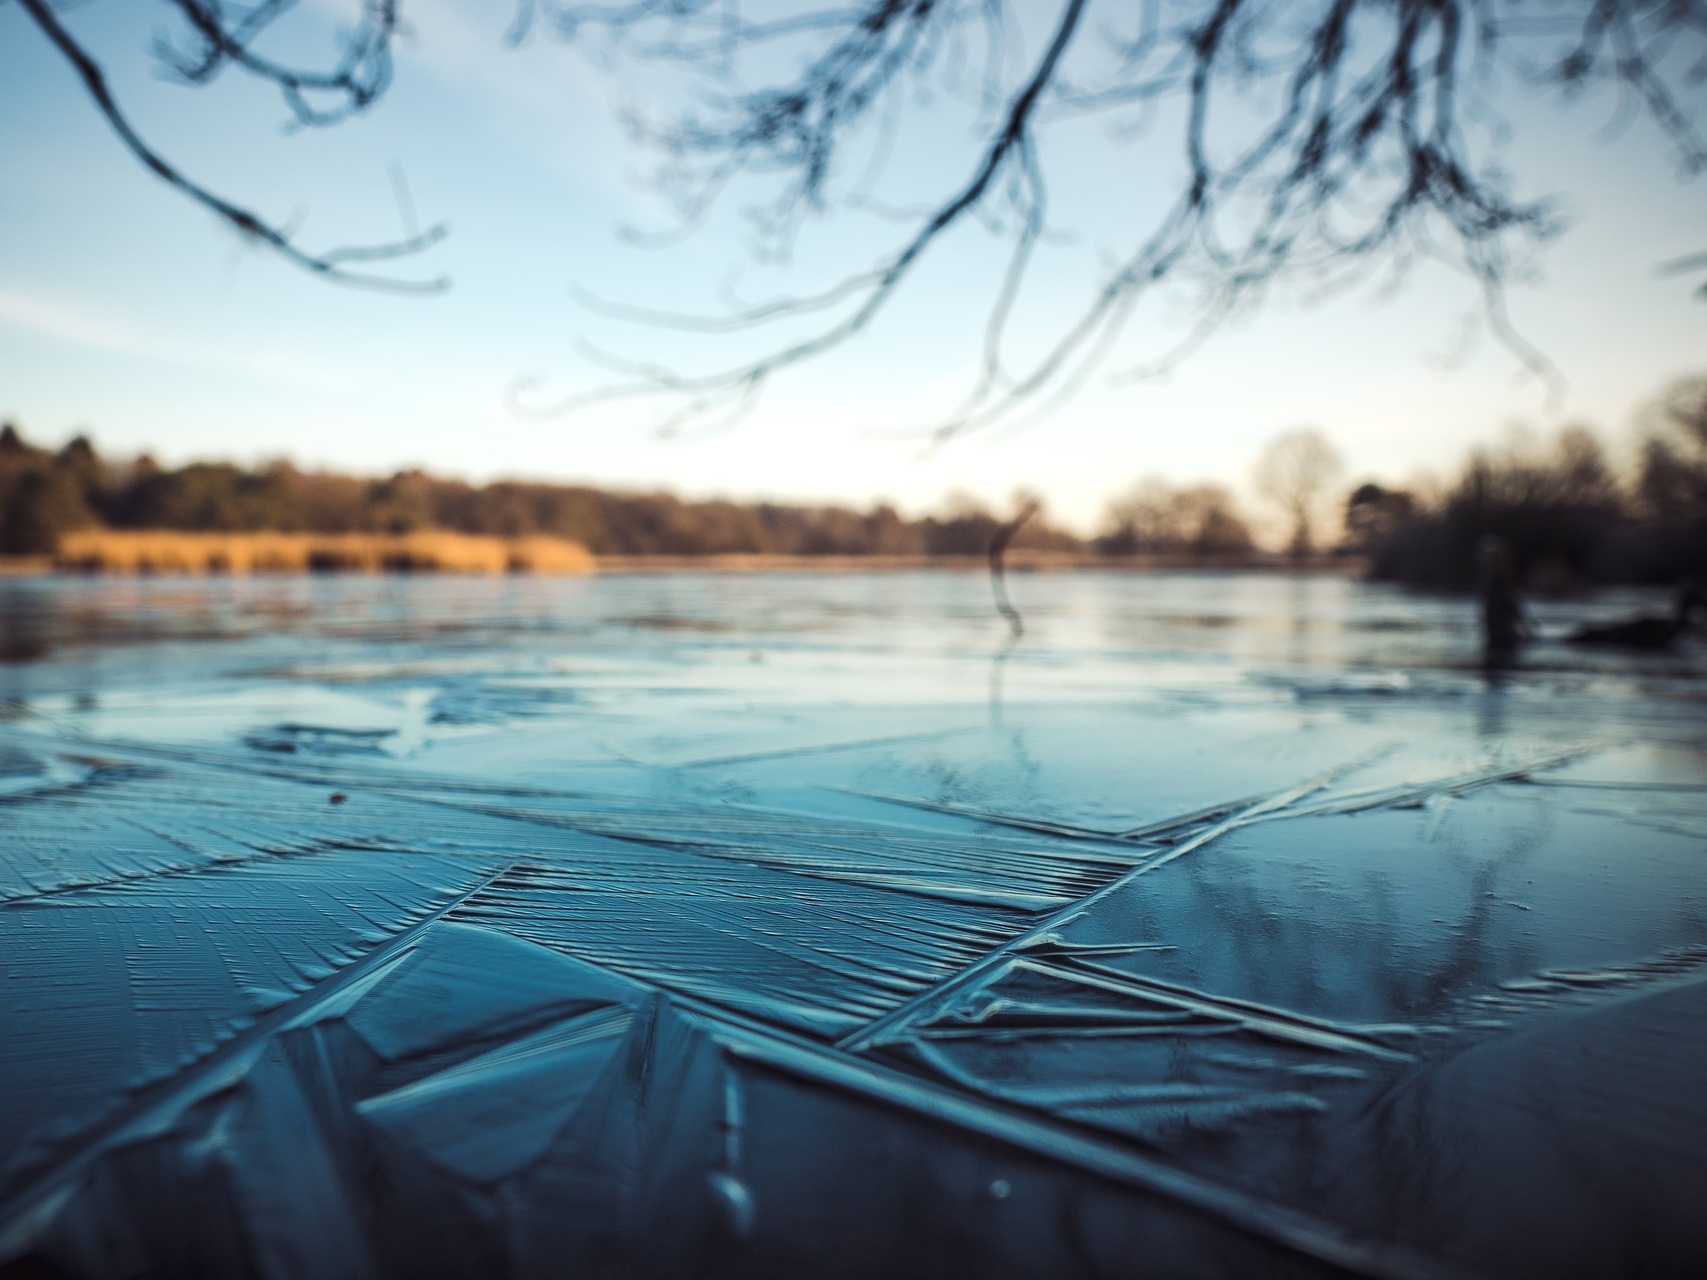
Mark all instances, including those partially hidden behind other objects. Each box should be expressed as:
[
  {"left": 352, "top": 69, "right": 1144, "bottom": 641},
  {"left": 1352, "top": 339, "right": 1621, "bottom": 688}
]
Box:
[{"left": 2, "top": 571, "right": 1704, "bottom": 1278}]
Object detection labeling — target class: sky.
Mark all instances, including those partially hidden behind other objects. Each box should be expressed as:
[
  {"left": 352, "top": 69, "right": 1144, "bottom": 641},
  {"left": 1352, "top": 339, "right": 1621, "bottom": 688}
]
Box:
[{"left": 0, "top": 0, "right": 1703, "bottom": 537}]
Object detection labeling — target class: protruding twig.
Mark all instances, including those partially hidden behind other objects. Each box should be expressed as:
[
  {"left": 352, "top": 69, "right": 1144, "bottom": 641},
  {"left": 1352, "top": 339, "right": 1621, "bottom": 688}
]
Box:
[{"left": 988, "top": 497, "right": 1041, "bottom": 639}]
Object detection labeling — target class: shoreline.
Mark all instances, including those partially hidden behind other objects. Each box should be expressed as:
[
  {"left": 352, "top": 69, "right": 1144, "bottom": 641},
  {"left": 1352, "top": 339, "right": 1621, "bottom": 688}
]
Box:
[
  {"left": 0, "top": 549, "right": 1369, "bottom": 577},
  {"left": 591, "top": 552, "right": 1366, "bottom": 574}
]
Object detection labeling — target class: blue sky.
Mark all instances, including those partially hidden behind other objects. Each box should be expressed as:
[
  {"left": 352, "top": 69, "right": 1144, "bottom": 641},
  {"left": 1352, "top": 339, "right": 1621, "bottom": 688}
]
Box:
[{"left": 0, "top": 0, "right": 1702, "bottom": 535}]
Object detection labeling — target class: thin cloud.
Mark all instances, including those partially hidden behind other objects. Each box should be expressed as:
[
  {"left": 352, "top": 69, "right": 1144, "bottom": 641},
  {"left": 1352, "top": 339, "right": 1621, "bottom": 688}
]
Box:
[
  {"left": 395, "top": 0, "right": 635, "bottom": 199},
  {"left": 0, "top": 285, "right": 363, "bottom": 394}
]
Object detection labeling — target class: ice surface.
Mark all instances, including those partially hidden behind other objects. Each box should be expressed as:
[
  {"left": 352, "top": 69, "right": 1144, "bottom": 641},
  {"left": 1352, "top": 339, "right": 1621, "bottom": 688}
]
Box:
[{"left": 1, "top": 571, "right": 1704, "bottom": 1277}]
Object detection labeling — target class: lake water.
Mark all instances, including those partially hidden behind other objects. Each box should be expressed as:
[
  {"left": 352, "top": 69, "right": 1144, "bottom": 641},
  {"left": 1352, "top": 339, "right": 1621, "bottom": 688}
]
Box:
[{"left": 1, "top": 571, "right": 1704, "bottom": 1278}]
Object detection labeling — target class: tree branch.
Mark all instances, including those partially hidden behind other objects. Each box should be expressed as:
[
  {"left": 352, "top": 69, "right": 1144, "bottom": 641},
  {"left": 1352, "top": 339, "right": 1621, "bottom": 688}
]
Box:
[{"left": 21, "top": 0, "right": 448, "bottom": 292}]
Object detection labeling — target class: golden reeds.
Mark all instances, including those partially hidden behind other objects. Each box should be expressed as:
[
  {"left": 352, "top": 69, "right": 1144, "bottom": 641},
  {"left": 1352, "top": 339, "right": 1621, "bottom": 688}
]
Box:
[{"left": 54, "top": 530, "right": 595, "bottom": 575}]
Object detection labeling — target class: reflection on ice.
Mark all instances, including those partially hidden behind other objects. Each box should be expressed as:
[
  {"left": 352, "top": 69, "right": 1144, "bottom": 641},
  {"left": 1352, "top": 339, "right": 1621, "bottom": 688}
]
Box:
[{"left": 1, "top": 572, "right": 1704, "bottom": 1277}]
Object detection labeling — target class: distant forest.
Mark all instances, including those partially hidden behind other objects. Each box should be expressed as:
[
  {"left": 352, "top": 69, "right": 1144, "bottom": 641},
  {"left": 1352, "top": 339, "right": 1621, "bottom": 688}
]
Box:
[
  {"left": 0, "top": 425, "right": 1091, "bottom": 559},
  {"left": 3, "top": 371, "right": 1703, "bottom": 587},
  {"left": 1349, "top": 376, "right": 1707, "bottom": 590}
]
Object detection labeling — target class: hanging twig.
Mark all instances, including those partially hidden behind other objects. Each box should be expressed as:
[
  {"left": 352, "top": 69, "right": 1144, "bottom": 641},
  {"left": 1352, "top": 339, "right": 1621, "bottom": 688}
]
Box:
[{"left": 19, "top": 0, "right": 448, "bottom": 292}]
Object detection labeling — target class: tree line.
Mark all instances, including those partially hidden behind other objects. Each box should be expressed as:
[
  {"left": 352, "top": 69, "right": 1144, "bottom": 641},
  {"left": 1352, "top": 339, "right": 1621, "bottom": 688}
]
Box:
[
  {"left": 0, "top": 425, "right": 1101, "bottom": 560},
  {"left": 6, "top": 372, "right": 1702, "bottom": 581},
  {"left": 1352, "top": 377, "right": 1707, "bottom": 590},
  {"left": 0, "top": 419, "right": 1270, "bottom": 563}
]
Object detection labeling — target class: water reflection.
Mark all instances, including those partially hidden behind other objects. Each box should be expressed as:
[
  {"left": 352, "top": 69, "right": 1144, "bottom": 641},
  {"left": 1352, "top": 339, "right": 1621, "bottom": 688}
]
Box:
[{"left": 2, "top": 572, "right": 1703, "bottom": 758}]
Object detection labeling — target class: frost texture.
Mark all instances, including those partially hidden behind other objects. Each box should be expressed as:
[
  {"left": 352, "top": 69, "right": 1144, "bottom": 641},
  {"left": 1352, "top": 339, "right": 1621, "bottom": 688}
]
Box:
[{"left": 2, "top": 572, "right": 1705, "bottom": 1278}]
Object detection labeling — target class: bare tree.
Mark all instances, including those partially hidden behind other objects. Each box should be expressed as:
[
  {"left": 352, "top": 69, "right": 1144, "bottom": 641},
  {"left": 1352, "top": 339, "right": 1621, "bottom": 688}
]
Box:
[
  {"left": 1256, "top": 427, "right": 1344, "bottom": 556},
  {"left": 19, "top": 0, "right": 1707, "bottom": 427},
  {"left": 1102, "top": 477, "right": 1253, "bottom": 555},
  {"left": 1637, "top": 374, "right": 1707, "bottom": 519}
]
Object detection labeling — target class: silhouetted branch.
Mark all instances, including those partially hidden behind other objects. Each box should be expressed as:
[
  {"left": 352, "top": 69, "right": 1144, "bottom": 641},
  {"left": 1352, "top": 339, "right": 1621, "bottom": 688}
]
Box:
[
  {"left": 154, "top": 0, "right": 401, "bottom": 128},
  {"left": 525, "top": 0, "right": 1702, "bottom": 437},
  {"left": 27, "top": 0, "right": 1702, "bottom": 392},
  {"left": 20, "top": 0, "right": 447, "bottom": 292}
]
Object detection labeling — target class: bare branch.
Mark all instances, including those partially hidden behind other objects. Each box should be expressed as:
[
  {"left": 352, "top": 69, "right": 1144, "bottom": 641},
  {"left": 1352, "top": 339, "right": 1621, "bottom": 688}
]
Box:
[
  {"left": 518, "top": 0, "right": 1701, "bottom": 438},
  {"left": 154, "top": 0, "right": 402, "bottom": 129},
  {"left": 27, "top": 0, "right": 1703, "bottom": 409},
  {"left": 523, "top": 0, "right": 1089, "bottom": 420},
  {"left": 517, "top": 0, "right": 1698, "bottom": 438},
  {"left": 22, "top": 0, "right": 448, "bottom": 292}
]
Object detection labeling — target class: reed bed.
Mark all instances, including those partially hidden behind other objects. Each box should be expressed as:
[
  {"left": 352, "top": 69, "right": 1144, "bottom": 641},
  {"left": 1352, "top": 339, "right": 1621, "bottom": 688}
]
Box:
[{"left": 54, "top": 530, "right": 595, "bottom": 575}]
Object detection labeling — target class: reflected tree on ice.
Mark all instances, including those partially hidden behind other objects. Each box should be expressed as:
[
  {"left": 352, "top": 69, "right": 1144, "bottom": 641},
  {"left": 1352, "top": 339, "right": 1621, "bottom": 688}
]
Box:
[{"left": 1475, "top": 534, "right": 1528, "bottom": 667}]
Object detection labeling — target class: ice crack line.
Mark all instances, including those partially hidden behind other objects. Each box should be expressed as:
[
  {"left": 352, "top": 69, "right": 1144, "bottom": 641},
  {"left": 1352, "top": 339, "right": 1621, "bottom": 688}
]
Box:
[
  {"left": 708, "top": 1012, "right": 1481, "bottom": 1280},
  {"left": 0, "top": 858, "right": 520, "bottom": 1259},
  {"left": 836, "top": 752, "right": 1379, "bottom": 1054}
]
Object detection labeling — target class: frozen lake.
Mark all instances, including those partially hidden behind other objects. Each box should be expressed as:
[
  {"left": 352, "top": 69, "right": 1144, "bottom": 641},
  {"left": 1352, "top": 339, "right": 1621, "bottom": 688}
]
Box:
[{"left": 1, "top": 570, "right": 1704, "bottom": 1278}]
